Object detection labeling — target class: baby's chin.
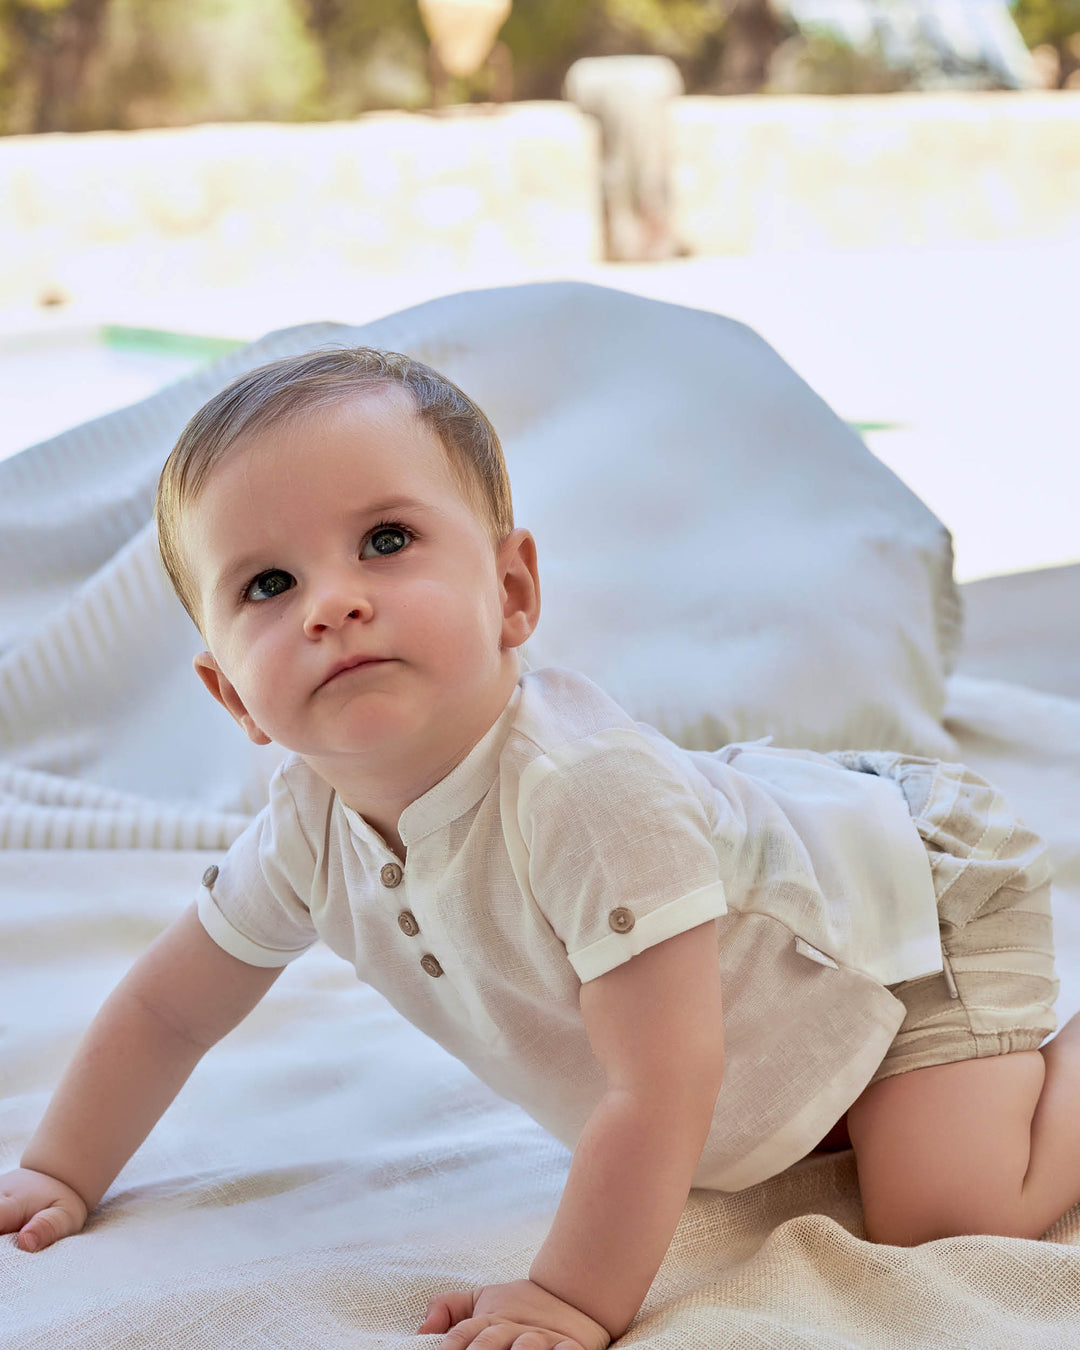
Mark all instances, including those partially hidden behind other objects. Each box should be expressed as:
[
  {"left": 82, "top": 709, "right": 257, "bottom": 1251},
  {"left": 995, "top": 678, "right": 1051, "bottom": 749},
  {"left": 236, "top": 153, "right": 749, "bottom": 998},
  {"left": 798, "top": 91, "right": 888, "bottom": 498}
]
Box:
[{"left": 291, "top": 704, "right": 436, "bottom": 761}]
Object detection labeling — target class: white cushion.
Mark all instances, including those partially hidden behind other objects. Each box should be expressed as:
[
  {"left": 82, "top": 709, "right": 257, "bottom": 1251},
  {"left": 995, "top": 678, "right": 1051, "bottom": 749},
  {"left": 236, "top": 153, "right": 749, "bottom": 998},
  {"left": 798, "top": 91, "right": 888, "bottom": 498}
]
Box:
[{"left": 363, "top": 282, "right": 960, "bottom": 755}]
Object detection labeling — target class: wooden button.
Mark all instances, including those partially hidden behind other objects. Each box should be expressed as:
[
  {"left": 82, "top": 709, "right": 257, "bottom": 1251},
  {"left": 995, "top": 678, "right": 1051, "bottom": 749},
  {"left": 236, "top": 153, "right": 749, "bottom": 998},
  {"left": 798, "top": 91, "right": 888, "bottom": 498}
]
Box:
[
  {"left": 202, "top": 865, "right": 219, "bottom": 887},
  {"left": 380, "top": 862, "right": 403, "bottom": 888},
  {"left": 397, "top": 910, "right": 420, "bottom": 937},
  {"left": 608, "top": 907, "right": 635, "bottom": 934},
  {"left": 420, "top": 953, "right": 444, "bottom": 978}
]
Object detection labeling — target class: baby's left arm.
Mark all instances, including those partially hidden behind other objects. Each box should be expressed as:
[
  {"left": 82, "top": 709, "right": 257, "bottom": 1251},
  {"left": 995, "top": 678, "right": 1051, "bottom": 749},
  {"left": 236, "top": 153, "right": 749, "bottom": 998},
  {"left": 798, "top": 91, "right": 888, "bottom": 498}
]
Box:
[{"left": 419, "top": 919, "right": 726, "bottom": 1347}]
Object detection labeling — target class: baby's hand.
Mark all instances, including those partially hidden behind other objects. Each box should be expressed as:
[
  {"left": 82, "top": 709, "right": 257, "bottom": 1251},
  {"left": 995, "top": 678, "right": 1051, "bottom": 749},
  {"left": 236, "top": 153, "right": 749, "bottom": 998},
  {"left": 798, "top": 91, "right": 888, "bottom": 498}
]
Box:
[
  {"left": 0, "top": 1167, "right": 89, "bottom": 1252},
  {"left": 417, "top": 1278, "right": 612, "bottom": 1350}
]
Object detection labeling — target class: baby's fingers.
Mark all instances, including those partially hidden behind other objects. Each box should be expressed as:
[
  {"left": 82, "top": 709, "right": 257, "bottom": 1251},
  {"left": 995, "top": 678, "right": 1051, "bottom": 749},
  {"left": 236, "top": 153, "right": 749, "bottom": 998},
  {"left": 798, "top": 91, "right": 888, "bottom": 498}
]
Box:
[
  {"left": 17, "top": 1204, "right": 80, "bottom": 1252},
  {"left": 0, "top": 1170, "right": 88, "bottom": 1252},
  {"left": 418, "top": 1289, "right": 477, "bottom": 1335}
]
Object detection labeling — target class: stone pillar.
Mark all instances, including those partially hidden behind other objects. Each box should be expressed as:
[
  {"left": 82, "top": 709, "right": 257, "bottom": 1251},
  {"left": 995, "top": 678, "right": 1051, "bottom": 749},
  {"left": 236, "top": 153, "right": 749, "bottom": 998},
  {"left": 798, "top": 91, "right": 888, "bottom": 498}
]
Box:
[{"left": 563, "top": 55, "right": 686, "bottom": 262}]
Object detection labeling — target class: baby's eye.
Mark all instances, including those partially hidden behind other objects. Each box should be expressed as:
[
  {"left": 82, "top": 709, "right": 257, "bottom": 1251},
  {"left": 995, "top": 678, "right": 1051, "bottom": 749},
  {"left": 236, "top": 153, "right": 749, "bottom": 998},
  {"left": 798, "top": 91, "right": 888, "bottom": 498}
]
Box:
[
  {"left": 361, "top": 525, "right": 412, "bottom": 559},
  {"left": 244, "top": 569, "right": 295, "bottom": 602}
]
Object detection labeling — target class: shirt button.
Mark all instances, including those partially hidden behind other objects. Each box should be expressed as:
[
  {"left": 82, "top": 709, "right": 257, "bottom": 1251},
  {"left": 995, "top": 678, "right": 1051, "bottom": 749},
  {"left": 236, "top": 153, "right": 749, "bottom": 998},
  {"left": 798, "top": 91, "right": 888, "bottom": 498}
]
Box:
[
  {"left": 608, "top": 907, "right": 635, "bottom": 934},
  {"left": 397, "top": 910, "right": 420, "bottom": 937},
  {"left": 202, "top": 865, "right": 219, "bottom": 887},
  {"left": 380, "top": 862, "right": 404, "bottom": 888},
  {"left": 420, "top": 953, "right": 444, "bottom": 978}
]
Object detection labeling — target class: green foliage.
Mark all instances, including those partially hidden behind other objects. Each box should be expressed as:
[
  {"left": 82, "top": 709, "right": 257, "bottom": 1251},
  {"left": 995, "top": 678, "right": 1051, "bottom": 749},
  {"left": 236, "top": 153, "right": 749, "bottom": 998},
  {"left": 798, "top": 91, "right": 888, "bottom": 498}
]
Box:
[
  {"left": 500, "top": 0, "right": 725, "bottom": 99},
  {"left": 0, "top": 0, "right": 75, "bottom": 13},
  {"left": 92, "top": 0, "right": 326, "bottom": 127},
  {"left": 498, "top": 0, "right": 594, "bottom": 99},
  {"left": 765, "top": 30, "right": 907, "bottom": 95},
  {"left": 600, "top": 0, "right": 725, "bottom": 58},
  {"left": 15, "top": 0, "right": 1024, "bottom": 135},
  {"left": 1011, "top": 0, "right": 1080, "bottom": 48},
  {"left": 0, "top": 0, "right": 112, "bottom": 133},
  {"left": 298, "top": 0, "right": 429, "bottom": 117},
  {"left": 0, "top": 0, "right": 441, "bottom": 132},
  {"left": 1, "top": 0, "right": 349, "bottom": 132}
]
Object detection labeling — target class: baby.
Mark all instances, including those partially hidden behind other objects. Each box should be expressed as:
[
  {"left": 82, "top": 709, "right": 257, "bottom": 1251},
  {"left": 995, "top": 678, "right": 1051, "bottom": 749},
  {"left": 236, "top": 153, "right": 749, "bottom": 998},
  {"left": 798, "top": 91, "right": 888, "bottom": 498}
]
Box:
[{"left": 3, "top": 347, "right": 1078, "bottom": 1349}]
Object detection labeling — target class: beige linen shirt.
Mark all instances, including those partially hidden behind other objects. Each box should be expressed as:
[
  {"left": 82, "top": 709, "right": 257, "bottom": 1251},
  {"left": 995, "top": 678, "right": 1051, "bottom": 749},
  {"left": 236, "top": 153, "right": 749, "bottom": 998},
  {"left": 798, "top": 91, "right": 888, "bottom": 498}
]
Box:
[{"left": 197, "top": 666, "right": 942, "bottom": 1191}]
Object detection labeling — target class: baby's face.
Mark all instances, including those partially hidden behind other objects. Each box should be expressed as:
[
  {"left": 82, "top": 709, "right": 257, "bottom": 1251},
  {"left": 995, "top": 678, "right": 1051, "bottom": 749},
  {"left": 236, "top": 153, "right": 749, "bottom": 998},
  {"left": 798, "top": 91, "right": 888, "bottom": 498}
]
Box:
[{"left": 182, "top": 387, "right": 536, "bottom": 774}]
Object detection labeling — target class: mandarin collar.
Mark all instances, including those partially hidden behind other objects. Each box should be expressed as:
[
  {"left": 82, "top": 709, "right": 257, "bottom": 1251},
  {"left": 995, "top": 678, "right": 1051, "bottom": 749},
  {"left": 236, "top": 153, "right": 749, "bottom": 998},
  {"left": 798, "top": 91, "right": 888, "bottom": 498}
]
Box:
[{"left": 339, "top": 682, "right": 523, "bottom": 851}]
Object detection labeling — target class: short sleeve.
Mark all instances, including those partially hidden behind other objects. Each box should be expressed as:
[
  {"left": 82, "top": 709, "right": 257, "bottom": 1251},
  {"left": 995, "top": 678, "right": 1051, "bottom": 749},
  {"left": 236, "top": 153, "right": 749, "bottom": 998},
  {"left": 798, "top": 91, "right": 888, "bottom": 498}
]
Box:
[
  {"left": 517, "top": 729, "right": 728, "bottom": 982},
  {"left": 197, "top": 766, "right": 320, "bottom": 967}
]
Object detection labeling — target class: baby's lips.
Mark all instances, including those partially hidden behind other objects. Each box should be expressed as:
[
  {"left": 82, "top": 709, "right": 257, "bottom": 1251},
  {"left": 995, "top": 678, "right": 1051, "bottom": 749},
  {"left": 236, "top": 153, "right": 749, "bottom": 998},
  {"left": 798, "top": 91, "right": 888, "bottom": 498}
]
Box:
[{"left": 319, "top": 656, "right": 392, "bottom": 688}]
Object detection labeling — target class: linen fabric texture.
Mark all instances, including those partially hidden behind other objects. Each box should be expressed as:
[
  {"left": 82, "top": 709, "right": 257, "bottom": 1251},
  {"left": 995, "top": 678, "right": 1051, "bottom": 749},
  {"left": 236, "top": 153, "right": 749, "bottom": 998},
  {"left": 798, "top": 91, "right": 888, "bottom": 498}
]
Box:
[
  {"left": 826, "top": 751, "right": 1060, "bottom": 1082},
  {"left": 198, "top": 666, "right": 947, "bottom": 1192}
]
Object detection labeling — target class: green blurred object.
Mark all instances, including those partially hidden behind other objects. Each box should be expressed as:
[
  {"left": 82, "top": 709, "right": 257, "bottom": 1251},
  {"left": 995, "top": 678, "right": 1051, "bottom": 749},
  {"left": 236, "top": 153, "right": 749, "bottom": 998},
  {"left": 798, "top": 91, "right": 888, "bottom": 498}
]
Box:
[
  {"left": 0, "top": 322, "right": 246, "bottom": 463},
  {"left": 101, "top": 325, "right": 246, "bottom": 360},
  {"left": 848, "top": 420, "right": 902, "bottom": 434}
]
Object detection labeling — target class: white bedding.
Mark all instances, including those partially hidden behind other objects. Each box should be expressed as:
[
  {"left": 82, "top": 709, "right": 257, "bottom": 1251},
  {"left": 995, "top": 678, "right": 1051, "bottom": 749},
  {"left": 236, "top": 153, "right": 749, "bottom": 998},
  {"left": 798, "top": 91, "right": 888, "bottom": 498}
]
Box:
[{"left": 2, "top": 284, "right": 1078, "bottom": 1348}]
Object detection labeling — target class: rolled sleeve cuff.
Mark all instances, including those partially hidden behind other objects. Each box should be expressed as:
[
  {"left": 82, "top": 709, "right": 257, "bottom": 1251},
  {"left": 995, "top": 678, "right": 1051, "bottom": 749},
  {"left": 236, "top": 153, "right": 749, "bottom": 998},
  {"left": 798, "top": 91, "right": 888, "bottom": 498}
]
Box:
[
  {"left": 568, "top": 880, "right": 728, "bottom": 983},
  {"left": 196, "top": 888, "right": 313, "bottom": 968}
]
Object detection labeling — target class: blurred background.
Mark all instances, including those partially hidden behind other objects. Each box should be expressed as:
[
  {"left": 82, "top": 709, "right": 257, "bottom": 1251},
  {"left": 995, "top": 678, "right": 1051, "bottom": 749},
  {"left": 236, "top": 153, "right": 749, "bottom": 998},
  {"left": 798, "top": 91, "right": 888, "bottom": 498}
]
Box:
[{"left": 1, "top": 0, "right": 1077, "bottom": 581}]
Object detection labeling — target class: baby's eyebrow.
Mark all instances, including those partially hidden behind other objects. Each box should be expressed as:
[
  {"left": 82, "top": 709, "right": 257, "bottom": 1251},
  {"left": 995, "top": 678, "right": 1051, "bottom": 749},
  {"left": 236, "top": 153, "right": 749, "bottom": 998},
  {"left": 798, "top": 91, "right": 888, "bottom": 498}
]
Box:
[{"left": 361, "top": 496, "right": 439, "bottom": 521}]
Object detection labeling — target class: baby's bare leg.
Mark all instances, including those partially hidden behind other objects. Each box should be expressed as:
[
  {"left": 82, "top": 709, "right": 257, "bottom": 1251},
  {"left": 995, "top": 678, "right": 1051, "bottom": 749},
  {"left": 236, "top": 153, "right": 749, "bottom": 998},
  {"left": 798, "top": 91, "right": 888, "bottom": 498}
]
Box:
[{"left": 847, "top": 1013, "right": 1080, "bottom": 1246}]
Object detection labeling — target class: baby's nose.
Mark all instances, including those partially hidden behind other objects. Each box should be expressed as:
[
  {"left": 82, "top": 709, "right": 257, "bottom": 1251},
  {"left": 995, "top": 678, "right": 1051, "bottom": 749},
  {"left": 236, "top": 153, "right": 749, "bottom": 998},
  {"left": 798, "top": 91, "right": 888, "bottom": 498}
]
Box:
[{"left": 303, "top": 584, "right": 373, "bottom": 635}]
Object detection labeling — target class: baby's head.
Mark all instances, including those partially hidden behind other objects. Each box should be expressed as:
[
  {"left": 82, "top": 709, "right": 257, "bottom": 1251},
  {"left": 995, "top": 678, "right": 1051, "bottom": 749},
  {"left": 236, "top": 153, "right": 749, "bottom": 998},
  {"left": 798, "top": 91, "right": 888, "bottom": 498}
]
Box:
[
  {"left": 154, "top": 347, "right": 540, "bottom": 769},
  {"left": 156, "top": 347, "right": 514, "bottom": 634}
]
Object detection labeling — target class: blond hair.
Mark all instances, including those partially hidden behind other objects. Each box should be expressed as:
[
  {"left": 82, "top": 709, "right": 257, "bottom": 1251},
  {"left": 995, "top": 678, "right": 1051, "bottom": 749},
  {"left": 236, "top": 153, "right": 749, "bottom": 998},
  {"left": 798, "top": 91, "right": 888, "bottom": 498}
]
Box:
[{"left": 155, "top": 346, "right": 514, "bottom": 630}]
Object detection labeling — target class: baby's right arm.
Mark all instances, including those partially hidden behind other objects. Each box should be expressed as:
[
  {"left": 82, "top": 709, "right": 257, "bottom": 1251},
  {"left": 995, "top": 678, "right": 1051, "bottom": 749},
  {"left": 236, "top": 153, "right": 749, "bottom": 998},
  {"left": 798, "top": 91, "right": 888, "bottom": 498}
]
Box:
[{"left": 0, "top": 901, "right": 283, "bottom": 1252}]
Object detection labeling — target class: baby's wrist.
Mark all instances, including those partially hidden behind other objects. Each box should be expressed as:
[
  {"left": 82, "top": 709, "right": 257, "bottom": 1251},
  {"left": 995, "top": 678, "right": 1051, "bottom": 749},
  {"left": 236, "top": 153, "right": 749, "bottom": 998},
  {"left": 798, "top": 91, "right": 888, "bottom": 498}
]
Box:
[{"left": 525, "top": 1271, "right": 617, "bottom": 1343}]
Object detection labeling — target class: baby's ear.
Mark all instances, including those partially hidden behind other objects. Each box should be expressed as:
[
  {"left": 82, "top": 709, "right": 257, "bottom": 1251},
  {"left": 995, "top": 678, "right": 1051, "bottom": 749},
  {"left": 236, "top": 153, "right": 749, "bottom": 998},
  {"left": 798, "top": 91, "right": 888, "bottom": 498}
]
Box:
[
  {"left": 193, "top": 651, "right": 273, "bottom": 746},
  {"left": 498, "top": 528, "right": 541, "bottom": 650}
]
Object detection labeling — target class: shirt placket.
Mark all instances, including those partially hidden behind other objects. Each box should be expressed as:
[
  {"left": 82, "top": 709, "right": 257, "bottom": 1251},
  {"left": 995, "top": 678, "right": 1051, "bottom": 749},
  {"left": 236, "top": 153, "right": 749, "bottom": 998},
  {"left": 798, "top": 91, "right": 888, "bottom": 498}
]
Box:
[
  {"left": 378, "top": 834, "right": 505, "bottom": 1049},
  {"left": 377, "top": 855, "right": 445, "bottom": 980}
]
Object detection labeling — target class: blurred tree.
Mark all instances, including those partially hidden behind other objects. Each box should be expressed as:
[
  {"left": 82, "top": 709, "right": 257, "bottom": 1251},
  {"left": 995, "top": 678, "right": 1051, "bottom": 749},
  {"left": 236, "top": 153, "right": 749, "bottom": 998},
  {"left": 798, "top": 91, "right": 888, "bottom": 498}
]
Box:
[
  {"left": 0, "top": 0, "right": 111, "bottom": 132},
  {"left": 497, "top": 0, "right": 596, "bottom": 99},
  {"left": 11, "top": 0, "right": 1019, "bottom": 135},
  {"left": 1011, "top": 0, "right": 1080, "bottom": 85},
  {"left": 601, "top": 0, "right": 726, "bottom": 59},
  {"left": 765, "top": 29, "right": 906, "bottom": 95},
  {"left": 298, "top": 0, "right": 429, "bottom": 117},
  {"left": 3, "top": 0, "right": 329, "bottom": 133},
  {"left": 715, "top": 0, "right": 782, "bottom": 92},
  {"left": 501, "top": 0, "right": 728, "bottom": 99},
  {"left": 106, "top": 0, "right": 323, "bottom": 126},
  {"left": 1011, "top": 0, "right": 1080, "bottom": 48}
]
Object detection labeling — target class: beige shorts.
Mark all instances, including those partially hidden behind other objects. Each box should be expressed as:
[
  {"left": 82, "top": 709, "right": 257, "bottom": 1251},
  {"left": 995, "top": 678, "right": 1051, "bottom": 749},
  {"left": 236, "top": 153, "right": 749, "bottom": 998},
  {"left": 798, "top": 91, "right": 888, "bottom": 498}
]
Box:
[{"left": 827, "top": 751, "right": 1060, "bottom": 1084}]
